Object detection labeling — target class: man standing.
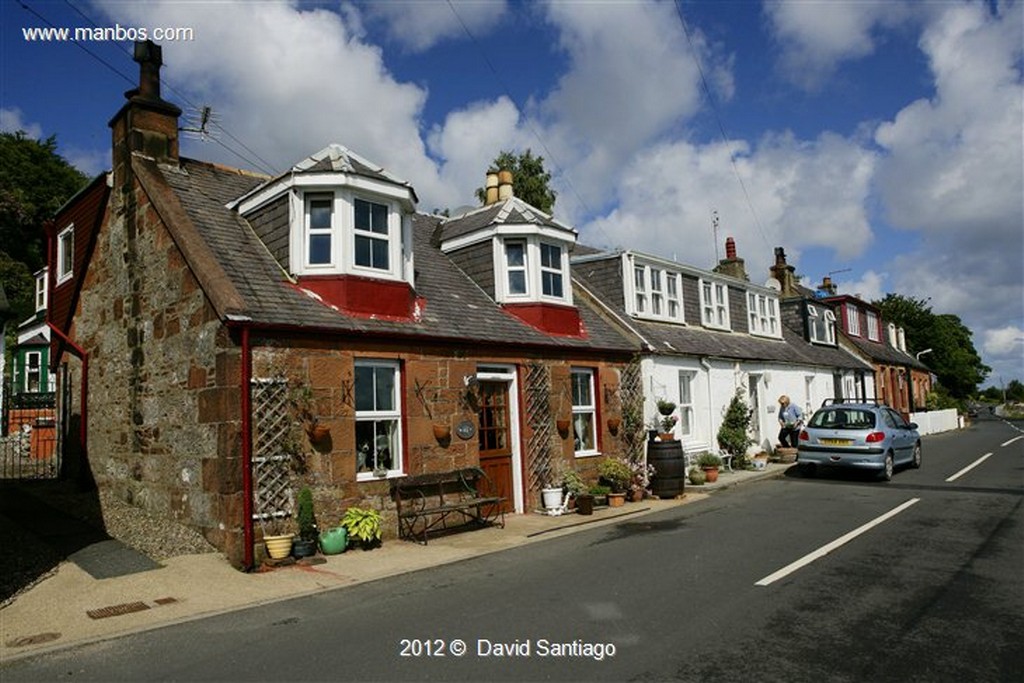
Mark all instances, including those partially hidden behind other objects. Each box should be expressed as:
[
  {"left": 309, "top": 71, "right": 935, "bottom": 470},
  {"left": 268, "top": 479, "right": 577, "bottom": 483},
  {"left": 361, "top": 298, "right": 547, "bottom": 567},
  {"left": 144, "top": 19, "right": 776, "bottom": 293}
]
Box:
[{"left": 778, "top": 395, "right": 803, "bottom": 447}]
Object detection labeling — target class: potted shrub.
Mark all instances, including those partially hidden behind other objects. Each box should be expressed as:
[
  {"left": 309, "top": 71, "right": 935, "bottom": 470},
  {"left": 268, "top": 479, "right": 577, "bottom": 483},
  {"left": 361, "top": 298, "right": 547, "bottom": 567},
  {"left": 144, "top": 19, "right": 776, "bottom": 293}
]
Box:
[
  {"left": 696, "top": 452, "right": 723, "bottom": 483},
  {"left": 717, "top": 390, "right": 754, "bottom": 468},
  {"left": 342, "top": 506, "right": 383, "bottom": 550},
  {"left": 688, "top": 466, "right": 706, "bottom": 485},
  {"left": 598, "top": 457, "right": 632, "bottom": 506},
  {"left": 293, "top": 487, "right": 318, "bottom": 558}
]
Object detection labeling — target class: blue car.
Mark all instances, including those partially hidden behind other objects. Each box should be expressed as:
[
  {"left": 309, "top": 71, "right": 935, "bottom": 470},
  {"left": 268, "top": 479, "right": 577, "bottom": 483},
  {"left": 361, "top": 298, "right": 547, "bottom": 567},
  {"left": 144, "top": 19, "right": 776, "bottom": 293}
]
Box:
[{"left": 796, "top": 399, "right": 922, "bottom": 481}]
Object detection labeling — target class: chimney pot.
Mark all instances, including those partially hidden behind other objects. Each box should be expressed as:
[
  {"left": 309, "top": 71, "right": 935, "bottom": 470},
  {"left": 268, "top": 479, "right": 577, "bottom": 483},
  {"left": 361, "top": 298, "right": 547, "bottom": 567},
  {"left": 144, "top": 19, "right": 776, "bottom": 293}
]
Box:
[
  {"left": 134, "top": 40, "right": 163, "bottom": 100},
  {"left": 485, "top": 170, "right": 499, "bottom": 205},
  {"left": 497, "top": 169, "right": 513, "bottom": 200},
  {"left": 725, "top": 237, "right": 737, "bottom": 260}
]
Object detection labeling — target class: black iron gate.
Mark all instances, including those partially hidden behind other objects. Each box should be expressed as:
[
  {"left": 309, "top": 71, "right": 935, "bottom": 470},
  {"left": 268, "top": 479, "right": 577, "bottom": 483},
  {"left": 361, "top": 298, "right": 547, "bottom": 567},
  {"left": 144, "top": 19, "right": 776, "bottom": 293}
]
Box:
[{"left": 0, "top": 367, "right": 64, "bottom": 480}]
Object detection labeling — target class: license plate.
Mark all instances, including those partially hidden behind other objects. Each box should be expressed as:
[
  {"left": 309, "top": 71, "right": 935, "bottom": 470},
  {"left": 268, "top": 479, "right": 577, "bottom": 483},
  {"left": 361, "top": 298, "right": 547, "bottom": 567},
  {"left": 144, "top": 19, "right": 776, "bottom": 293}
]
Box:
[{"left": 820, "top": 438, "right": 853, "bottom": 446}]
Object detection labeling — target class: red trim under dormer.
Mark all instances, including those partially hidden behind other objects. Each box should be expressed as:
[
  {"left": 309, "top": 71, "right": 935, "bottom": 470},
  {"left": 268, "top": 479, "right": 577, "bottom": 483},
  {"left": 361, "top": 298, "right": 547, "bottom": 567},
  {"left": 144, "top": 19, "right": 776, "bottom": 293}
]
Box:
[
  {"left": 502, "top": 302, "right": 586, "bottom": 338},
  {"left": 292, "top": 274, "right": 422, "bottom": 321}
]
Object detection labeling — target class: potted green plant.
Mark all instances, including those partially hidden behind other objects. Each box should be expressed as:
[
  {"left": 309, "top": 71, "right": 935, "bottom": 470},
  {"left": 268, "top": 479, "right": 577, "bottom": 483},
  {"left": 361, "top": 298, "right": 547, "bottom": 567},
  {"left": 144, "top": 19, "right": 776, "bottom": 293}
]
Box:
[
  {"left": 597, "top": 457, "right": 632, "bottom": 506},
  {"left": 696, "top": 452, "right": 723, "bottom": 483},
  {"left": 293, "top": 487, "right": 318, "bottom": 558},
  {"left": 717, "top": 390, "right": 754, "bottom": 468},
  {"left": 589, "top": 484, "right": 611, "bottom": 507},
  {"left": 688, "top": 466, "right": 706, "bottom": 485},
  {"left": 342, "top": 506, "right": 383, "bottom": 550}
]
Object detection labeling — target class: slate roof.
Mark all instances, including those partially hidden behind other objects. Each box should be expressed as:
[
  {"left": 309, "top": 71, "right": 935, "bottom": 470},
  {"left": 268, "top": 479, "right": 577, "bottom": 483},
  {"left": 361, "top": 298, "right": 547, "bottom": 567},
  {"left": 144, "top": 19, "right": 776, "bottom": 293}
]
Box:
[
  {"left": 574, "top": 253, "right": 872, "bottom": 371},
  {"left": 439, "top": 197, "right": 573, "bottom": 243},
  {"left": 150, "top": 157, "right": 638, "bottom": 353},
  {"left": 844, "top": 334, "right": 926, "bottom": 369}
]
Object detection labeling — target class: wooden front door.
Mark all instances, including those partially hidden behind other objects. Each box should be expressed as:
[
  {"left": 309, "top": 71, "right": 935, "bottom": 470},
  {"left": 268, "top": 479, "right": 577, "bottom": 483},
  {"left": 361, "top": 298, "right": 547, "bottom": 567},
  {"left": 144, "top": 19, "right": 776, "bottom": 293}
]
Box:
[{"left": 478, "top": 380, "right": 514, "bottom": 514}]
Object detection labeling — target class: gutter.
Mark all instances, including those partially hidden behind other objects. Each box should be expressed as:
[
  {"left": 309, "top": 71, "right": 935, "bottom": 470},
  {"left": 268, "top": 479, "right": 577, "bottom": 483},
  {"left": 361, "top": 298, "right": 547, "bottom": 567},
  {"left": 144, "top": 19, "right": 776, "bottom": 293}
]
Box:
[
  {"left": 47, "top": 322, "right": 88, "bottom": 459},
  {"left": 239, "top": 322, "right": 255, "bottom": 570},
  {"left": 700, "top": 357, "right": 715, "bottom": 449}
]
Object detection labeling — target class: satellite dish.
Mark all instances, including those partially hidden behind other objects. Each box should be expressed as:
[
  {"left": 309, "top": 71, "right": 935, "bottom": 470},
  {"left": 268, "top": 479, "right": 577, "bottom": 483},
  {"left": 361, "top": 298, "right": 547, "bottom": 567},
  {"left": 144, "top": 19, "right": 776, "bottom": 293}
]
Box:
[{"left": 765, "top": 277, "right": 782, "bottom": 291}]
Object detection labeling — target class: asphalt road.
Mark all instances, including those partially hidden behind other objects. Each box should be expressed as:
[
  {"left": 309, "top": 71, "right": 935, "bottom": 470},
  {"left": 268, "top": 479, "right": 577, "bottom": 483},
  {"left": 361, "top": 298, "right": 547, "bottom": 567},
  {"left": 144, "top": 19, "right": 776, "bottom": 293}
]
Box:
[{"left": 4, "top": 418, "right": 1022, "bottom": 682}]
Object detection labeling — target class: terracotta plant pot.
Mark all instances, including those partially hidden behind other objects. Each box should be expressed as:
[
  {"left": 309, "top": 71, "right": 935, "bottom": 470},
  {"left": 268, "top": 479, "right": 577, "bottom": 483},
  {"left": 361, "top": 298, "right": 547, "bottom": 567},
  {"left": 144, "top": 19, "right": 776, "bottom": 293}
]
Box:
[
  {"left": 659, "top": 433, "right": 676, "bottom": 442},
  {"left": 607, "top": 418, "right": 621, "bottom": 435},
  {"left": 556, "top": 420, "right": 571, "bottom": 438},
  {"left": 432, "top": 423, "right": 451, "bottom": 443},
  {"left": 607, "top": 492, "right": 626, "bottom": 507},
  {"left": 307, "top": 424, "right": 330, "bottom": 442},
  {"left": 703, "top": 466, "right": 719, "bottom": 483}
]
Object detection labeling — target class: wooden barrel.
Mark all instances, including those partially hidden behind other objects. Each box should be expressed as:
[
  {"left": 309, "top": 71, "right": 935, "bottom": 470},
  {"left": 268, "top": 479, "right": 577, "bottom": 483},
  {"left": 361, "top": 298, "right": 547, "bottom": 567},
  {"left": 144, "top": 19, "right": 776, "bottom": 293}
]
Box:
[{"left": 649, "top": 440, "right": 686, "bottom": 499}]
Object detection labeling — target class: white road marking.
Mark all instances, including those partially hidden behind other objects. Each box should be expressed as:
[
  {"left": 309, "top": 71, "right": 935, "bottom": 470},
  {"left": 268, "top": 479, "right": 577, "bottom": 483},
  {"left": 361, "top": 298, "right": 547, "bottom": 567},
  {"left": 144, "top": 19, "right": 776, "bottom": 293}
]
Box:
[
  {"left": 946, "top": 453, "right": 993, "bottom": 482},
  {"left": 1000, "top": 435, "right": 1023, "bottom": 447},
  {"left": 755, "top": 498, "right": 921, "bottom": 587}
]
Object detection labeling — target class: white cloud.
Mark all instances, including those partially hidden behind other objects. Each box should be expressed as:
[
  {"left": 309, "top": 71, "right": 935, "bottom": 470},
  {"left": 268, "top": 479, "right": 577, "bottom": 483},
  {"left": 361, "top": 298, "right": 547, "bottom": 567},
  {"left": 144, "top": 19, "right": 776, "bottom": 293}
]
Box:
[
  {"left": 764, "top": 0, "right": 912, "bottom": 90},
  {"left": 838, "top": 270, "right": 887, "bottom": 302},
  {"left": 983, "top": 326, "right": 1024, "bottom": 357},
  {"left": 580, "top": 130, "right": 876, "bottom": 281},
  {"left": 364, "top": 0, "right": 508, "bottom": 53},
  {"left": 0, "top": 107, "right": 43, "bottom": 139}
]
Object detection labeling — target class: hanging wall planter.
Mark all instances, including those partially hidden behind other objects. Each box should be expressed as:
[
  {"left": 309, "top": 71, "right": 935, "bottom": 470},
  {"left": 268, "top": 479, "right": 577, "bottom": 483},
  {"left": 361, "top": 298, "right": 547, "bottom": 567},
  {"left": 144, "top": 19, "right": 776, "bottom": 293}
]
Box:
[
  {"left": 556, "top": 420, "right": 571, "bottom": 438},
  {"left": 432, "top": 423, "right": 451, "bottom": 444},
  {"left": 607, "top": 417, "right": 621, "bottom": 435},
  {"left": 307, "top": 423, "right": 330, "bottom": 443}
]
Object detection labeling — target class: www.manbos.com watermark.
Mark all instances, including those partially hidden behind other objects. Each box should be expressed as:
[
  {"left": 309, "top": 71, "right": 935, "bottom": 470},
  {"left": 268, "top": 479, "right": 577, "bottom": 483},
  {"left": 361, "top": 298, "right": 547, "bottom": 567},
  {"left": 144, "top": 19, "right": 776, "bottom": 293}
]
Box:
[{"left": 22, "top": 24, "right": 195, "bottom": 43}]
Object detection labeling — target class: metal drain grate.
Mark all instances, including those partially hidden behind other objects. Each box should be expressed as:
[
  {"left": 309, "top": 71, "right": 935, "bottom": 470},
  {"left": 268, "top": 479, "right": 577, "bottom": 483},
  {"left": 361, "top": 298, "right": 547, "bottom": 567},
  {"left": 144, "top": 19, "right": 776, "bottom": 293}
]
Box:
[
  {"left": 5, "top": 632, "right": 62, "bottom": 648},
  {"left": 86, "top": 601, "right": 151, "bottom": 619}
]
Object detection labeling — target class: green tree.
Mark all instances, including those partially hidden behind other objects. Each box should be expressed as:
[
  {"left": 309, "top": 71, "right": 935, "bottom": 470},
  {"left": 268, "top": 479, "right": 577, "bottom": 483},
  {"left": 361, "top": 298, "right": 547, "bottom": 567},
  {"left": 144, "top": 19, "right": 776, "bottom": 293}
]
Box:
[
  {"left": 874, "top": 294, "right": 990, "bottom": 399},
  {"left": 0, "top": 131, "right": 88, "bottom": 324},
  {"left": 474, "top": 149, "right": 557, "bottom": 214},
  {"left": 1007, "top": 379, "right": 1024, "bottom": 403}
]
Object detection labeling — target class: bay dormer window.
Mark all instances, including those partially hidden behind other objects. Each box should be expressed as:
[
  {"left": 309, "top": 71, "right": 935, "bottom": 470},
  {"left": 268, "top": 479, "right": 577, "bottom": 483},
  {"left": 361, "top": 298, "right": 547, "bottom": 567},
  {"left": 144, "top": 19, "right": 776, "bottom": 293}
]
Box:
[
  {"left": 353, "top": 198, "right": 390, "bottom": 271},
  {"left": 496, "top": 236, "right": 572, "bottom": 305},
  {"left": 700, "top": 279, "right": 730, "bottom": 330}
]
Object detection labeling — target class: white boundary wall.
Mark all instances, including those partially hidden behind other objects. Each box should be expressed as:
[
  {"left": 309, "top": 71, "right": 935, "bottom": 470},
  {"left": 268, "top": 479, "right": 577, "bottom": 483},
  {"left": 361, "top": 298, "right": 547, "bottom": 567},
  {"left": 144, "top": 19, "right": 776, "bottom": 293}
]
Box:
[{"left": 909, "top": 408, "right": 960, "bottom": 435}]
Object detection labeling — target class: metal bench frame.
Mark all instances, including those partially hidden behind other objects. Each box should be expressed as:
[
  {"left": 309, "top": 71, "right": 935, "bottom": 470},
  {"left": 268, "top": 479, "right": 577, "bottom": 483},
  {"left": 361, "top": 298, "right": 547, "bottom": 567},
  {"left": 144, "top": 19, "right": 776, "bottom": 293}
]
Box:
[{"left": 392, "top": 467, "right": 505, "bottom": 545}]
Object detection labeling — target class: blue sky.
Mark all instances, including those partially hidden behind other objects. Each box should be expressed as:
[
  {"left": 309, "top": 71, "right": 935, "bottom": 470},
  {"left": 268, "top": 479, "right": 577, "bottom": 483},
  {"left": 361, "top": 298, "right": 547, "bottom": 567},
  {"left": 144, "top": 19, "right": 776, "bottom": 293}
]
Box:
[{"left": 2, "top": 0, "right": 1022, "bottom": 386}]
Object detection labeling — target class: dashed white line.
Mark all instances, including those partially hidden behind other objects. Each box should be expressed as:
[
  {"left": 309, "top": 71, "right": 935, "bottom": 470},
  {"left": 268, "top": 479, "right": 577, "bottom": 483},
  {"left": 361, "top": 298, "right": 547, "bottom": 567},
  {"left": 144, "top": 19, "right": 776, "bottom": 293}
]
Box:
[
  {"left": 1001, "top": 435, "right": 1023, "bottom": 447},
  {"left": 755, "top": 498, "right": 921, "bottom": 587},
  {"left": 946, "top": 453, "right": 993, "bottom": 482}
]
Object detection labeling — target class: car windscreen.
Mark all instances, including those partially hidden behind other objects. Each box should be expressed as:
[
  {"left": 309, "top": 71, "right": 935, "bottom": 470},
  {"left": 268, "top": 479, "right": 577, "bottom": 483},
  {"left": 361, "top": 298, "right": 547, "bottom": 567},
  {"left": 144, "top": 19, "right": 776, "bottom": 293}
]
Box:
[{"left": 808, "top": 408, "right": 876, "bottom": 430}]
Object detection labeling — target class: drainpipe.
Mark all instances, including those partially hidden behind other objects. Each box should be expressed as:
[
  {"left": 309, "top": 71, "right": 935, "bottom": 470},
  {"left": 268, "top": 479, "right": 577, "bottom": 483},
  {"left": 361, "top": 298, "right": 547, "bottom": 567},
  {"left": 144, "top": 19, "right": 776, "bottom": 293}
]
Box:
[
  {"left": 47, "top": 322, "right": 88, "bottom": 458},
  {"left": 700, "top": 358, "right": 715, "bottom": 449},
  {"left": 238, "top": 322, "right": 254, "bottom": 570}
]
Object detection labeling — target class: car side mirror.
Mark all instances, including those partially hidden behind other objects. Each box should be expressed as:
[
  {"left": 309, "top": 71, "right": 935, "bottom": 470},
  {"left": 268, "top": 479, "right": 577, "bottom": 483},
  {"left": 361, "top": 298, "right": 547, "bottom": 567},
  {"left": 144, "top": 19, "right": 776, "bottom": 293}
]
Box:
[{"left": 906, "top": 422, "right": 918, "bottom": 430}]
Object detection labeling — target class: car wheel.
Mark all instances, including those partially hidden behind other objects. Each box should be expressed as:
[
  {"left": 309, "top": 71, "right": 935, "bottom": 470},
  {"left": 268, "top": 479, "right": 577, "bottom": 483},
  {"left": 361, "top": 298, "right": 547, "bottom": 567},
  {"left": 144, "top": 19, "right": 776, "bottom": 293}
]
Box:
[
  {"left": 911, "top": 442, "right": 922, "bottom": 469},
  {"left": 880, "top": 453, "right": 894, "bottom": 482}
]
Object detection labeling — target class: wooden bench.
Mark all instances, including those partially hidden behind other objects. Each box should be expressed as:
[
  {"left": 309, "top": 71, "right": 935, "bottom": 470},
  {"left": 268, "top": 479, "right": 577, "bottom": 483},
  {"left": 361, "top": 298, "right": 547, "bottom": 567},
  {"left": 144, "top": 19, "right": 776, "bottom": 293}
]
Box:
[{"left": 392, "top": 467, "right": 505, "bottom": 545}]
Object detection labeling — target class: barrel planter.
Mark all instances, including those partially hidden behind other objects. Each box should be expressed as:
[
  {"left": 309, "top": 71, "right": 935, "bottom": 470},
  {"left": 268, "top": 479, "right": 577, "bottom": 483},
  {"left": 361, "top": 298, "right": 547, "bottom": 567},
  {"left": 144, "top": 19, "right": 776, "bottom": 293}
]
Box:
[{"left": 649, "top": 440, "right": 686, "bottom": 499}]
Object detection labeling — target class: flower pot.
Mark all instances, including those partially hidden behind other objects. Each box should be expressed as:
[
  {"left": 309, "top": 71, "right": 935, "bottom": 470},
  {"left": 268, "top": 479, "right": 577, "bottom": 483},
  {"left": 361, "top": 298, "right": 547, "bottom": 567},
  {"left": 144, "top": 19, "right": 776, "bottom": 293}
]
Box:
[
  {"left": 318, "top": 526, "right": 348, "bottom": 555},
  {"left": 264, "top": 533, "right": 294, "bottom": 560},
  {"left": 702, "top": 466, "right": 719, "bottom": 483},
  {"left": 658, "top": 433, "right": 676, "bottom": 442},
  {"left": 607, "top": 418, "right": 621, "bottom": 435},
  {"left": 307, "top": 424, "right": 330, "bottom": 442},
  {"left": 432, "top": 423, "right": 451, "bottom": 446},
  {"left": 575, "top": 493, "right": 594, "bottom": 515},
  {"left": 556, "top": 420, "right": 570, "bottom": 438},
  {"left": 542, "top": 487, "right": 564, "bottom": 510},
  {"left": 607, "top": 492, "right": 626, "bottom": 507},
  {"left": 292, "top": 537, "right": 317, "bottom": 558}
]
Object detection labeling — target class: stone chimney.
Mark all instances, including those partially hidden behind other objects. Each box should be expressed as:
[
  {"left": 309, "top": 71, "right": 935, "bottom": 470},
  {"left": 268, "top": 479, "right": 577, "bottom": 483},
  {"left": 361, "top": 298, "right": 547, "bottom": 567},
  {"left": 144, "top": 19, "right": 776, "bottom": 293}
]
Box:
[
  {"left": 769, "top": 246, "right": 799, "bottom": 297},
  {"left": 497, "top": 169, "right": 514, "bottom": 201},
  {"left": 109, "top": 40, "right": 182, "bottom": 190},
  {"left": 713, "top": 236, "right": 748, "bottom": 281},
  {"left": 818, "top": 276, "right": 838, "bottom": 297}
]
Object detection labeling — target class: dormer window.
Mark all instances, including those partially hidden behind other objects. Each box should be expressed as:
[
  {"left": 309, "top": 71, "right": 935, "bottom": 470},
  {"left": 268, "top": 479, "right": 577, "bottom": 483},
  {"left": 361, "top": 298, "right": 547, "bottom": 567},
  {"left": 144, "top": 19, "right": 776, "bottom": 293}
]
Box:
[
  {"left": 808, "top": 304, "right": 836, "bottom": 344},
  {"left": 846, "top": 304, "right": 861, "bottom": 336},
  {"left": 747, "top": 292, "right": 780, "bottom": 338},
  {"left": 700, "top": 279, "right": 730, "bottom": 330},
  {"left": 628, "top": 259, "right": 683, "bottom": 322},
  {"left": 56, "top": 225, "right": 74, "bottom": 284},
  {"left": 866, "top": 310, "right": 880, "bottom": 341},
  {"left": 34, "top": 271, "right": 47, "bottom": 312},
  {"left": 496, "top": 236, "right": 572, "bottom": 305}
]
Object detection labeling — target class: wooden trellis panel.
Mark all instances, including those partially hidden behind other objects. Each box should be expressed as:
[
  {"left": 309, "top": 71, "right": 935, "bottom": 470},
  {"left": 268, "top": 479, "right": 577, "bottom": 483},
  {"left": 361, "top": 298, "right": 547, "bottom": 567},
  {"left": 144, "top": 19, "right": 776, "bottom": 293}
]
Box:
[
  {"left": 619, "top": 357, "right": 645, "bottom": 463},
  {"left": 523, "top": 363, "right": 553, "bottom": 492},
  {"left": 251, "top": 378, "right": 293, "bottom": 521}
]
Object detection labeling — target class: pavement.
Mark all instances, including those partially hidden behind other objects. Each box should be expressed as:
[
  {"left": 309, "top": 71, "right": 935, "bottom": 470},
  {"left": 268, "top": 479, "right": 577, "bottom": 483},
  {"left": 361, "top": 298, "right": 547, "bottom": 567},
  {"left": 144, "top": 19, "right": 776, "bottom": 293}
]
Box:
[{"left": 0, "top": 463, "right": 787, "bottom": 664}]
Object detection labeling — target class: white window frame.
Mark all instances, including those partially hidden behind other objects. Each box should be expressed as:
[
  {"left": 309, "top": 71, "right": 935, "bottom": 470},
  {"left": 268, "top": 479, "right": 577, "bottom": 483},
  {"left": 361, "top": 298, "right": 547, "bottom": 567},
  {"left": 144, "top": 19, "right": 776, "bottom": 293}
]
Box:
[
  {"left": 304, "top": 193, "right": 335, "bottom": 269},
  {"left": 846, "top": 304, "right": 861, "bottom": 337},
  {"left": 747, "top": 292, "right": 781, "bottom": 338},
  {"left": 352, "top": 196, "right": 392, "bottom": 274},
  {"left": 354, "top": 359, "right": 403, "bottom": 481},
  {"left": 677, "top": 371, "right": 695, "bottom": 438},
  {"left": 700, "top": 279, "right": 730, "bottom": 330},
  {"left": 56, "top": 225, "right": 74, "bottom": 284},
  {"left": 629, "top": 261, "right": 683, "bottom": 323},
  {"left": 495, "top": 236, "right": 572, "bottom": 305},
  {"left": 539, "top": 242, "right": 564, "bottom": 299},
  {"left": 571, "top": 367, "right": 598, "bottom": 457},
  {"left": 866, "top": 310, "right": 880, "bottom": 341},
  {"left": 634, "top": 265, "right": 647, "bottom": 313},
  {"left": 808, "top": 305, "right": 836, "bottom": 344},
  {"left": 34, "top": 272, "right": 47, "bottom": 311},
  {"left": 25, "top": 351, "right": 42, "bottom": 393}
]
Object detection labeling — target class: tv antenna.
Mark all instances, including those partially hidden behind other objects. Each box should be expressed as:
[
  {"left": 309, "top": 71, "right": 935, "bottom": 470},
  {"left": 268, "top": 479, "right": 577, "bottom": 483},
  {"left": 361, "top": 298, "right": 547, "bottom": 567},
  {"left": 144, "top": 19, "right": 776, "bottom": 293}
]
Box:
[
  {"left": 180, "top": 105, "right": 218, "bottom": 141},
  {"left": 712, "top": 210, "right": 720, "bottom": 262}
]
